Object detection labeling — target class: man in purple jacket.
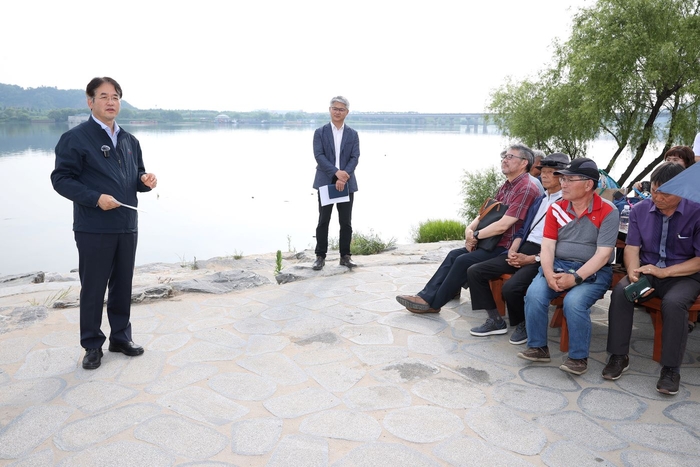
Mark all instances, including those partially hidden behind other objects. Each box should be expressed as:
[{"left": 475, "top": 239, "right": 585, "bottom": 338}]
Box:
[{"left": 603, "top": 162, "right": 700, "bottom": 395}]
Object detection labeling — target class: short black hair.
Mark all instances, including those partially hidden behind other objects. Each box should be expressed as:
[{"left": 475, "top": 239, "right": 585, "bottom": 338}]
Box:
[
  {"left": 650, "top": 161, "right": 684, "bottom": 186},
  {"left": 86, "top": 77, "right": 122, "bottom": 99}
]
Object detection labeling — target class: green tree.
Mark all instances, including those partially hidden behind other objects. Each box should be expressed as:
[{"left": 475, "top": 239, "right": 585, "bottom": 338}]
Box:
[
  {"left": 489, "top": 0, "right": 700, "bottom": 187},
  {"left": 460, "top": 166, "right": 505, "bottom": 222}
]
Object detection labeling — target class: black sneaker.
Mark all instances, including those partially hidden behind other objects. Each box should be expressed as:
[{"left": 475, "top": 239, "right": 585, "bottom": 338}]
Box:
[
  {"left": 657, "top": 366, "right": 680, "bottom": 395},
  {"left": 509, "top": 322, "right": 527, "bottom": 345},
  {"left": 470, "top": 318, "right": 507, "bottom": 337},
  {"left": 602, "top": 354, "right": 629, "bottom": 380}
]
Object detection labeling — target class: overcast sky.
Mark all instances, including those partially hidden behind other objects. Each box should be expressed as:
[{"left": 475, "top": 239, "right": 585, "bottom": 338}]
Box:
[{"left": 2, "top": 0, "right": 591, "bottom": 113}]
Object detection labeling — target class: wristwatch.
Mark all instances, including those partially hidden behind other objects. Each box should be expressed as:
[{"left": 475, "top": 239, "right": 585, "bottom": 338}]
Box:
[
  {"left": 573, "top": 272, "right": 584, "bottom": 285},
  {"left": 473, "top": 230, "right": 480, "bottom": 239},
  {"left": 534, "top": 255, "right": 540, "bottom": 263}
]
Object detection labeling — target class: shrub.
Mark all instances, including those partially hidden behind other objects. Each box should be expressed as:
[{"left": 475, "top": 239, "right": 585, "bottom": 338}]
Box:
[
  {"left": 350, "top": 230, "right": 396, "bottom": 255},
  {"left": 460, "top": 166, "right": 505, "bottom": 221},
  {"left": 328, "top": 237, "right": 339, "bottom": 251},
  {"left": 412, "top": 219, "right": 466, "bottom": 243},
  {"left": 274, "top": 250, "right": 283, "bottom": 275}
]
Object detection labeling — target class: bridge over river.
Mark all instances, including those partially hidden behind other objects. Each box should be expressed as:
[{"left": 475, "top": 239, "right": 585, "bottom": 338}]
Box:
[{"left": 349, "top": 112, "right": 491, "bottom": 131}]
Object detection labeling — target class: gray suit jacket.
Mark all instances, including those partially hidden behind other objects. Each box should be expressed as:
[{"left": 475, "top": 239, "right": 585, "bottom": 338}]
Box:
[{"left": 312, "top": 123, "right": 360, "bottom": 193}]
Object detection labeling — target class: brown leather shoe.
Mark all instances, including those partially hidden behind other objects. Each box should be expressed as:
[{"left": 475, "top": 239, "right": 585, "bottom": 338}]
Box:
[
  {"left": 339, "top": 255, "right": 356, "bottom": 268},
  {"left": 396, "top": 295, "right": 431, "bottom": 312},
  {"left": 406, "top": 306, "right": 441, "bottom": 314}
]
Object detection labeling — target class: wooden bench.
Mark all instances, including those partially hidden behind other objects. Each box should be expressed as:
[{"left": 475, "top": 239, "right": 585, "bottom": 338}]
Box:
[
  {"left": 641, "top": 297, "right": 700, "bottom": 362},
  {"left": 489, "top": 264, "right": 627, "bottom": 352}
]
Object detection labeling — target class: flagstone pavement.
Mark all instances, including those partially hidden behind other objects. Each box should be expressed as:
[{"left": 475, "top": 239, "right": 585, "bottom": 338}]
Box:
[{"left": 1, "top": 244, "right": 699, "bottom": 466}]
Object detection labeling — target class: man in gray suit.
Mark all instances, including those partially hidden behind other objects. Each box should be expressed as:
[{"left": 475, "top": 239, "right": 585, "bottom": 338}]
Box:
[{"left": 312, "top": 96, "right": 360, "bottom": 270}]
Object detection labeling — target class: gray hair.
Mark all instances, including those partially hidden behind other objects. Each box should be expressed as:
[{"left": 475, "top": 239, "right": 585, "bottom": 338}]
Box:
[
  {"left": 509, "top": 143, "right": 535, "bottom": 172},
  {"left": 330, "top": 96, "right": 349, "bottom": 109},
  {"left": 532, "top": 149, "right": 545, "bottom": 162}
]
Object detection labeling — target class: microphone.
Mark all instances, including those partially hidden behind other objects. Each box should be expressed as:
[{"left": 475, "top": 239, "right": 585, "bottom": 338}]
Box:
[{"left": 101, "top": 145, "right": 110, "bottom": 158}]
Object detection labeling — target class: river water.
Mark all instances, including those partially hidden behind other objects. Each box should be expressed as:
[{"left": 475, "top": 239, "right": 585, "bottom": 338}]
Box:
[{"left": 0, "top": 122, "right": 620, "bottom": 275}]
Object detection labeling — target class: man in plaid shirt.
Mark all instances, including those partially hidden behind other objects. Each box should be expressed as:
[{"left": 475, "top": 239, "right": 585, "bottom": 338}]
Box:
[{"left": 397, "top": 144, "right": 541, "bottom": 313}]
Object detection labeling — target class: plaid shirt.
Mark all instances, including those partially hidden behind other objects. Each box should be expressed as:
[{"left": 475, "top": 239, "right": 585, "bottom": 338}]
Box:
[{"left": 494, "top": 172, "right": 541, "bottom": 248}]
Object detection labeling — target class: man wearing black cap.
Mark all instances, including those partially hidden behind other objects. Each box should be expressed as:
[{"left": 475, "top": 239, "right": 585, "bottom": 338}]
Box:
[
  {"left": 467, "top": 152, "right": 569, "bottom": 344},
  {"left": 518, "top": 158, "right": 619, "bottom": 375}
]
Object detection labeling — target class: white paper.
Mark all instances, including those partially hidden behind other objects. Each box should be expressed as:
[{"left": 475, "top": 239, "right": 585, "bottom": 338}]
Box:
[
  {"left": 319, "top": 184, "right": 350, "bottom": 206},
  {"left": 115, "top": 200, "right": 146, "bottom": 213}
]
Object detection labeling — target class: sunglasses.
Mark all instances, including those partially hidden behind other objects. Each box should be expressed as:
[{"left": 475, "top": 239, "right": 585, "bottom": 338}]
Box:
[{"left": 539, "top": 161, "right": 567, "bottom": 168}]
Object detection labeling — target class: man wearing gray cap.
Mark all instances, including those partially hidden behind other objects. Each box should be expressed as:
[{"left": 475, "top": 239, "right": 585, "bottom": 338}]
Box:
[
  {"left": 467, "top": 152, "right": 569, "bottom": 344},
  {"left": 518, "top": 158, "right": 619, "bottom": 375}
]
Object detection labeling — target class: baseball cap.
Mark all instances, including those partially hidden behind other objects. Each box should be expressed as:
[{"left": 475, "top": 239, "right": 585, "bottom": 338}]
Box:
[
  {"left": 537, "top": 152, "right": 570, "bottom": 169},
  {"left": 554, "top": 157, "right": 600, "bottom": 181}
]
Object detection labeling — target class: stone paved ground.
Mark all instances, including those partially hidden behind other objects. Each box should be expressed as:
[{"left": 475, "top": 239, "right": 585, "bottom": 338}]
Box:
[{"left": 1, "top": 243, "right": 700, "bottom": 466}]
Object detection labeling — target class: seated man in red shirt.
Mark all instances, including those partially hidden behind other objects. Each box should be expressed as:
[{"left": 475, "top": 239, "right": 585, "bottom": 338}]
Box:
[{"left": 518, "top": 158, "right": 619, "bottom": 376}]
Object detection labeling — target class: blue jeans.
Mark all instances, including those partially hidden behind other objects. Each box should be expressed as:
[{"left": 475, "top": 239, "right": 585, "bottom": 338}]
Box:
[{"left": 524, "top": 259, "right": 612, "bottom": 359}]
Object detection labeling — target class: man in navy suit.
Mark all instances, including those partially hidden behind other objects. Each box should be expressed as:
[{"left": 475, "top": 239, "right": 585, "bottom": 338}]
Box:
[
  {"left": 311, "top": 96, "right": 360, "bottom": 270},
  {"left": 51, "top": 77, "right": 157, "bottom": 370}
]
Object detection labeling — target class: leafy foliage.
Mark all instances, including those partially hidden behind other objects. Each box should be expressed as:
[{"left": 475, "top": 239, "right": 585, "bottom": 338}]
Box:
[
  {"left": 460, "top": 166, "right": 505, "bottom": 222},
  {"left": 412, "top": 219, "right": 466, "bottom": 243},
  {"left": 350, "top": 230, "right": 396, "bottom": 255},
  {"left": 488, "top": 0, "right": 700, "bottom": 187}
]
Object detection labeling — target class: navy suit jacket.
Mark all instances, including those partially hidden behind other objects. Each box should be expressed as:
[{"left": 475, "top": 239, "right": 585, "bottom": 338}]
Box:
[{"left": 312, "top": 123, "right": 360, "bottom": 193}]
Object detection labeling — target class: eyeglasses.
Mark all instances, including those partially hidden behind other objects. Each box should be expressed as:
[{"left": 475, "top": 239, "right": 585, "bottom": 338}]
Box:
[
  {"left": 330, "top": 107, "right": 347, "bottom": 113},
  {"left": 95, "top": 94, "right": 121, "bottom": 103},
  {"left": 559, "top": 176, "right": 589, "bottom": 185},
  {"left": 500, "top": 153, "right": 525, "bottom": 161}
]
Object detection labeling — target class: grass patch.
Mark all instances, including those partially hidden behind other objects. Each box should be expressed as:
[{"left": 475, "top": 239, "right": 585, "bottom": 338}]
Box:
[
  {"left": 350, "top": 230, "right": 396, "bottom": 255},
  {"left": 176, "top": 254, "right": 198, "bottom": 270},
  {"left": 412, "top": 219, "right": 466, "bottom": 243},
  {"left": 28, "top": 287, "right": 72, "bottom": 307}
]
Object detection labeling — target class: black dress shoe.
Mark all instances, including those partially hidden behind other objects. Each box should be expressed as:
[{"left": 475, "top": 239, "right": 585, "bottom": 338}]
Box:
[
  {"left": 82, "top": 348, "right": 103, "bottom": 370},
  {"left": 108, "top": 340, "right": 144, "bottom": 356},
  {"left": 339, "top": 255, "right": 357, "bottom": 268},
  {"left": 312, "top": 256, "right": 325, "bottom": 271}
]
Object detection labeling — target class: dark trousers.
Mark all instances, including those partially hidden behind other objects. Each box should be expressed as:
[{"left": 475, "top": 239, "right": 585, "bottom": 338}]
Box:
[
  {"left": 467, "top": 241, "right": 541, "bottom": 326},
  {"left": 607, "top": 273, "right": 700, "bottom": 368},
  {"left": 75, "top": 232, "right": 137, "bottom": 349},
  {"left": 418, "top": 246, "right": 504, "bottom": 309},
  {"left": 315, "top": 192, "right": 354, "bottom": 258}
]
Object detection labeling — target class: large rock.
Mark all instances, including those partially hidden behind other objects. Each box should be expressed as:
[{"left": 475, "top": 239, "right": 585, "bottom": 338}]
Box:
[
  {"left": 132, "top": 285, "right": 174, "bottom": 303},
  {"left": 0, "top": 306, "right": 48, "bottom": 334},
  {"left": 172, "top": 270, "right": 270, "bottom": 294},
  {"left": 0, "top": 271, "right": 45, "bottom": 287}
]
